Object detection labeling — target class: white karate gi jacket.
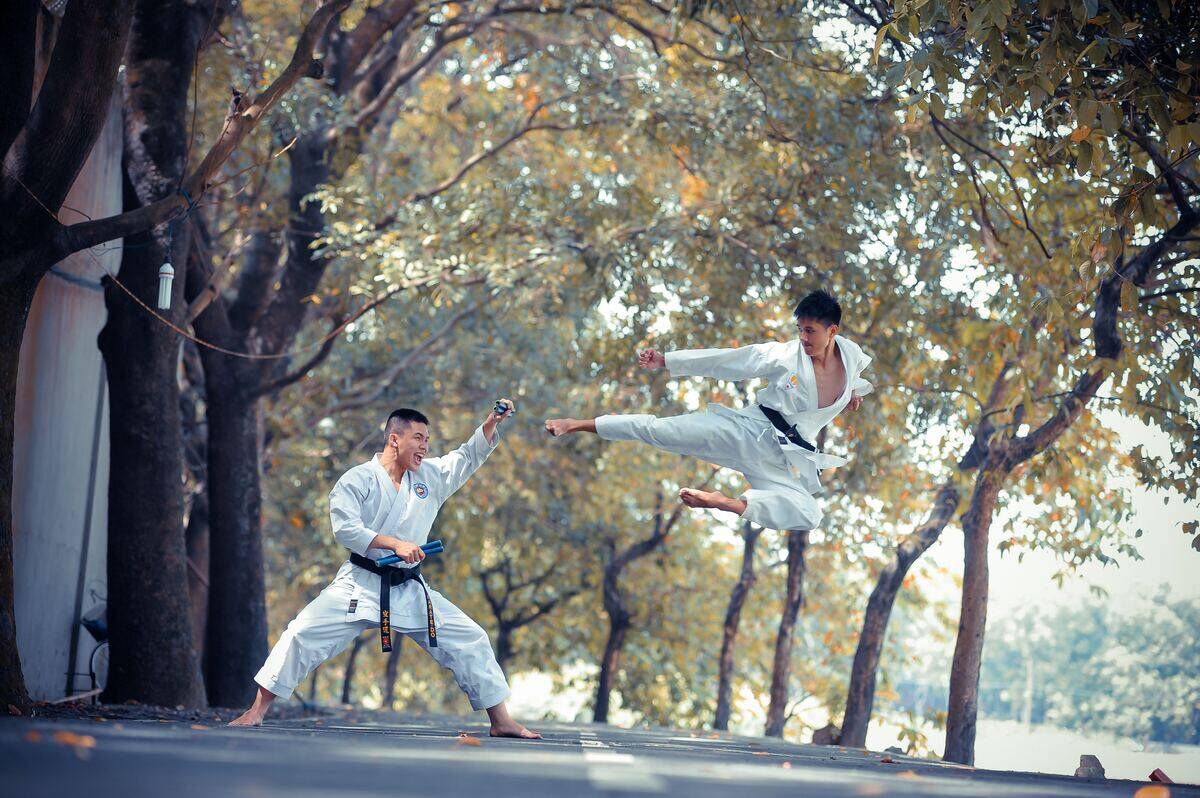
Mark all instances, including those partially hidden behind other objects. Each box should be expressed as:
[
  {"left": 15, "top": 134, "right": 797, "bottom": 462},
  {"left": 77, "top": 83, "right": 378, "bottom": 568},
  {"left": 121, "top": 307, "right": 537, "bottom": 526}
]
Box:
[
  {"left": 664, "top": 335, "right": 873, "bottom": 481},
  {"left": 326, "top": 424, "right": 499, "bottom": 627}
]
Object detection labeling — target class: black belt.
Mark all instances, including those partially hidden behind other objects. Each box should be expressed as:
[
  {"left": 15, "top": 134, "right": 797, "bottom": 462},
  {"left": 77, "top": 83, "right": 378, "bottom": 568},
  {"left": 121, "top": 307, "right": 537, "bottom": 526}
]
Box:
[
  {"left": 349, "top": 552, "right": 437, "bottom": 650},
  {"left": 758, "top": 405, "right": 819, "bottom": 453}
]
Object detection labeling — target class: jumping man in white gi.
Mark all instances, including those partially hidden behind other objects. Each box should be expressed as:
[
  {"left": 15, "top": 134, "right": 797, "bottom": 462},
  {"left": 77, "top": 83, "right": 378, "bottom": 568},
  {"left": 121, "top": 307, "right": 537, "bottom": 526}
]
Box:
[
  {"left": 231, "top": 401, "right": 540, "bottom": 738},
  {"left": 545, "top": 290, "right": 871, "bottom": 532}
]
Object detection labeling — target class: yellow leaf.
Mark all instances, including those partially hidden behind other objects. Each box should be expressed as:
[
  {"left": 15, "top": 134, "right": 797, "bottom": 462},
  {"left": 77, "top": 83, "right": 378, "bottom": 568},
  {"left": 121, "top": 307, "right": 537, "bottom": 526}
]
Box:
[{"left": 1070, "top": 126, "right": 1091, "bottom": 143}]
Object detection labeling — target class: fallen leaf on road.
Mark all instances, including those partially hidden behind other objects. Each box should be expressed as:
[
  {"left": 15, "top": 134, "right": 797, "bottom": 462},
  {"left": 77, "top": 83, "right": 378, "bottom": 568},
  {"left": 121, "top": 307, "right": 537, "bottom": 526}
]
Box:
[
  {"left": 190, "top": 725, "right": 208, "bottom": 730},
  {"left": 880, "top": 756, "right": 895, "bottom": 764},
  {"left": 1134, "top": 787, "right": 1171, "bottom": 798},
  {"left": 457, "top": 733, "right": 482, "bottom": 747},
  {"left": 52, "top": 730, "right": 97, "bottom": 759},
  {"left": 91, "top": 717, "right": 107, "bottom": 722},
  {"left": 24, "top": 731, "right": 42, "bottom": 743}
]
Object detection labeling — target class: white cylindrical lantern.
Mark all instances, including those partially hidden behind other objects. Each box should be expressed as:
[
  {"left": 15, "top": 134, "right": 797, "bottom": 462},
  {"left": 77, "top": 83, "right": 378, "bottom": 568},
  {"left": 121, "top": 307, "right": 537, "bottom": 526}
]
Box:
[{"left": 157, "top": 262, "right": 175, "bottom": 310}]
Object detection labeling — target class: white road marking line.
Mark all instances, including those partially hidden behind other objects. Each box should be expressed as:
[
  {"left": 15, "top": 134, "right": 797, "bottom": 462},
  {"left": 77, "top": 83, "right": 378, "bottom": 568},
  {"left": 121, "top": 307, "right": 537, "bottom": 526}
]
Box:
[{"left": 579, "top": 730, "right": 666, "bottom": 793}]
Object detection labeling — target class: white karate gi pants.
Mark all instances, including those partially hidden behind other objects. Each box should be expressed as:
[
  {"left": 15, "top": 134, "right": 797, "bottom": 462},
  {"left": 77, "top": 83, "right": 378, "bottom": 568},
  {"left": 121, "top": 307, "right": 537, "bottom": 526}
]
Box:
[
  {"left": 255, "top": 579, "right": 511, "bottom": 711},
  {"left": 596, "top": 410, "right": 823, "bottom": 531}
]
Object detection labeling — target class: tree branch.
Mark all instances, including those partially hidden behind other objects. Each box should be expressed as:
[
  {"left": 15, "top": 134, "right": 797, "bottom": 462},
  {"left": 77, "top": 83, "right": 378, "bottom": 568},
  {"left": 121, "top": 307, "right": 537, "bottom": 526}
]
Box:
[
  {"left": 2, "top": 0, "right": 134, "bottom": 223},
  {"left": 931, "top": 114, "right": 1052, "bottom": 260},
  {"left": 1120, "top": 126, "right": 1198, "bottom": 217},
  {"left": 253, "top": 272, "right": 444, "bottom": 398},
  {"left": 57, "top": 0, "right": 352, "bottom": 259},
  {"left": 322, "top": 293, "right": 486, "bottom": 415}
]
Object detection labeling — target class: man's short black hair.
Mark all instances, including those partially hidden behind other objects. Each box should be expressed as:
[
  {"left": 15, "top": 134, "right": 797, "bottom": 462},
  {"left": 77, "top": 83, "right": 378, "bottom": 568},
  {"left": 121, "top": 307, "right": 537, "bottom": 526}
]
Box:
[
  {"left": 385, "top": 408, "right": 430, "bottom": 437},
  {"left": 792, "top": 289, "right": 841, "bottom": 327}
]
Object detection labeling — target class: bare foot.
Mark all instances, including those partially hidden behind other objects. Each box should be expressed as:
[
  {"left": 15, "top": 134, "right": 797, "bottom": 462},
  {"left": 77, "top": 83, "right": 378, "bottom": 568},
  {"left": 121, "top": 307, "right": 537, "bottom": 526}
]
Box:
[
  {"left": 679, "top": 488, "right": 746, "bottom": 516},
  {"left": 228, "top": 708, "right": 266, "bottom": 727},
  {"left": 545, "top": 418, "right": 579, "bottom": 437},
  {"left": 490, "top": 722, "right": 542, "bottom": 739}
]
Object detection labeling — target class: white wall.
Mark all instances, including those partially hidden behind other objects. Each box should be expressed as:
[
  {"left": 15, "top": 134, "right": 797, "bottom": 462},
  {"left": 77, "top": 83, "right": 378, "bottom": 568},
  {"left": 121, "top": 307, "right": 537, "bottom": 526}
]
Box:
[{"left": 13, "top": 95, "right": 121, "bottom": 700}]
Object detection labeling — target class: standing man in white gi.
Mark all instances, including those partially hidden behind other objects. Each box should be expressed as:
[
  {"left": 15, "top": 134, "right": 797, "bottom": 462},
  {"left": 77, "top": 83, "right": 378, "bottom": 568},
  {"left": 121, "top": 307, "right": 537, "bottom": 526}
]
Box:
[
  {"left": 231, "top": 401, "right": 540, "bottom": 739},
  {"left": 545, "top": 290, "right": 872, "bottom": 532}
]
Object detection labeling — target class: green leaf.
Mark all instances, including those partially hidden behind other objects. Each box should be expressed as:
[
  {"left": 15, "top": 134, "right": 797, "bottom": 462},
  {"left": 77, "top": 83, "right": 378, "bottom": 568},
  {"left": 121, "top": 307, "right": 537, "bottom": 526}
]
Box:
[{"left": 1100, "top": 102, "right": 1122, "bottom": 133}]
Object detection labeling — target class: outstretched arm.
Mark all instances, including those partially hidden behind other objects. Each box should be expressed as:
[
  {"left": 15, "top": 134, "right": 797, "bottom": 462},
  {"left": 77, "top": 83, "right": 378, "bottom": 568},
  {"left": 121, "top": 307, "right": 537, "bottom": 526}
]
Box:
[
  {"left": 427, "top": 399, "right": 515, "bottom": 497},
  {"left": 639, "top": 342, "right": 779, "bottom": 381}
]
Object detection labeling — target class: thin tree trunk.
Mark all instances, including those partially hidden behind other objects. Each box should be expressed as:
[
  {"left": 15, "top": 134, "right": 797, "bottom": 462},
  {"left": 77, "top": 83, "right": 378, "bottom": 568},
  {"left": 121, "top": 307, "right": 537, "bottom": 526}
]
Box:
[
  {"left": 341, "top": 634, "right": 367, "bottom": 705},
  {"left": 714, "top": 521, "right": 762, "bottom": 731},
  {"left": 494, "top": 624, "right": 514, "bottom": 673},
  {"left": 0, "top": 269, "right": 39, "bottom": 712},
  {"left": 594, "top": 617, "right": 630, "bottom": 724},
  {"left": 765, "top": 529, "right": 809, "bottom": 737},
  {"left": 382, "top": 637, "right": 402, "bottom": 709},
  {"left": 943, "top": 471, "right": 1003, "bottom": 764},
  {"left": 840, "top": 483, "right": 960, "bottom": 747}
]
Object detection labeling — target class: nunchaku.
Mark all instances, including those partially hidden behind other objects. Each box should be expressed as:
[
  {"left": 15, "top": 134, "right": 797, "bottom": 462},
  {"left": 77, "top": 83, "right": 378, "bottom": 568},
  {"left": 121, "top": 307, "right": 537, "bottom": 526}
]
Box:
[{"left": 375, "top": 539, "right": 444, "bottom": 566}]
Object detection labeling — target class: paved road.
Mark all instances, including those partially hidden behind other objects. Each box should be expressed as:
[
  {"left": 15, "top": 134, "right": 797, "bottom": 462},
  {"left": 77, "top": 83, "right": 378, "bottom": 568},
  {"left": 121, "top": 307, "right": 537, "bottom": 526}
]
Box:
[{"left": 1, "top": 714, "right": 1192, "bottom": 797}]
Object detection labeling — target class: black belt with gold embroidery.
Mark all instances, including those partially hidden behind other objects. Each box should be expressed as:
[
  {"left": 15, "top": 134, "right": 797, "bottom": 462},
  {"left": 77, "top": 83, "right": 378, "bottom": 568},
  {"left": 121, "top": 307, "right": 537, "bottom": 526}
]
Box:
[{"left": 349, "top": 552, "right": 438, "bottom": 650}]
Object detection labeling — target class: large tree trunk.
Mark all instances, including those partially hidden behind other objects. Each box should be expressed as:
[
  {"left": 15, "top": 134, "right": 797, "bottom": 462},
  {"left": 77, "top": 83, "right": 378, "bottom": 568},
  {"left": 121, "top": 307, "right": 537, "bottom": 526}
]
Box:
[
  {"left": 199, "top": 137, "right": 330, "bottom": 704},
  {"left": 594, "top": 616, "right": 630, "bottom": 724},
  {"left": 99, "top": 0, "right": 215, "bottom": 708},
  {"left": 943, "top": 470, "right": 1004, "bottom": 764},
  {"left": 201, "top": 383, "right": 268, "bottom": 706},
  {"left": 840, "top": 483, "right": 960, "bottom": 747},
  {"left": 764, "top": 529, "right": 809, "bottom": 737},
  {"left": 99, "top": 219, "right": 205, "bottom": 706},
  {"left": 0, "top": 269, "right": 39, "bottom": 711},
  {"left": 340, "top": 633, "right": 367, "bottom": 705},
  {"left": 0, "top": 0, "right": 136, "bottom": 713},
  {"left": 714, "top": 521, "right": 762, "bottom": 731}
]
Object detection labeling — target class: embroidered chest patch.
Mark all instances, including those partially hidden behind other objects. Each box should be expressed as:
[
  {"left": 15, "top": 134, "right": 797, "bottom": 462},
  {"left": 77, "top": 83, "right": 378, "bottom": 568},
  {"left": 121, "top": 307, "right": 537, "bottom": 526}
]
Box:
[
  {"left": 783, "top": 373, "right": 800, "bottom": 391},
  {"left": 413, "top": 482, "right": 429, "bottom": 499}
]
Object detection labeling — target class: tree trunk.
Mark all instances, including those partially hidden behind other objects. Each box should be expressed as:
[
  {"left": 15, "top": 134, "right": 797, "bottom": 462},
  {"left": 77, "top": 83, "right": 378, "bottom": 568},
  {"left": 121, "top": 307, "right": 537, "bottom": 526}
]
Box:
[
  {"left": 0, "top": 268, "right": 39, "bottom": 712},
  {"left": 494, "top": 624, "right": 514, "bottom": 674},
  {"left": 99, "top": 218, "right": 206, "bottom": 707},
  {"left": 765, "top": 529, "right": 809, "bottom": 737},
  {"left": 99, "top": 0, "right": 216, "bottom": 708},
  {"left": 184, "top": 490, "right": 209, "bottom": 656},
  {"left": 201, "top": 382, "right": 268, "bottom": 706},
  {"left": 840, "top": 483, "right": 960, "bottom": 747},
  {"left": 714, "top": 521, "right": 762, "bottom": 731},
  {"left": 943, "top": 471, "right": 1004, "bottom": 764},
  {"left": 341, "top": 633, "right": 366, "bottom": 705},
  {"left": 382, "top": 637, "right": 402, "bottom": 709},
  {"left": 594, "top": 616, "right": 630, "bottom": 724}
]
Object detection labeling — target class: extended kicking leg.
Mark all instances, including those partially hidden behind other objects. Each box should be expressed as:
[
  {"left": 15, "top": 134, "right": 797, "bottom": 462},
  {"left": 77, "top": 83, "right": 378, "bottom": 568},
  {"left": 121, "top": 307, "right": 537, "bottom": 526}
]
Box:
[{"left": 678, "top": 488, "right": 747, "bottom": 517}]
